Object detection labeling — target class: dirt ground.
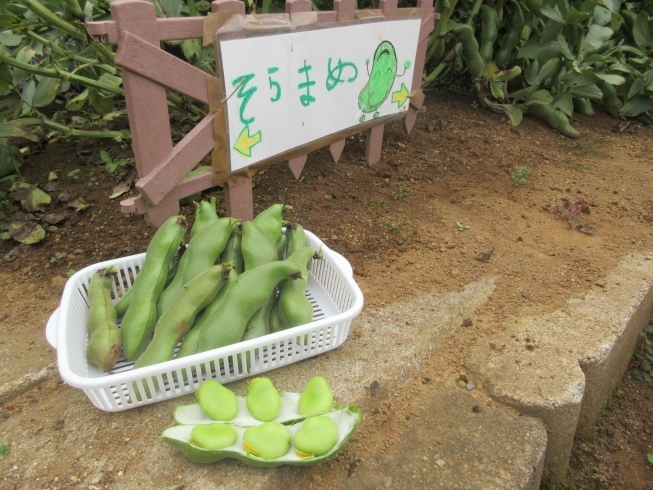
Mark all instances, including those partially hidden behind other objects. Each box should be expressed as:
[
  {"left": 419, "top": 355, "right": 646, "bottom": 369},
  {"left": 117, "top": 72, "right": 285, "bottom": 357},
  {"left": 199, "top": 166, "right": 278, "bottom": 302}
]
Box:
[{"left": 1, "top": 92, "right": 652, "bottom": 488}]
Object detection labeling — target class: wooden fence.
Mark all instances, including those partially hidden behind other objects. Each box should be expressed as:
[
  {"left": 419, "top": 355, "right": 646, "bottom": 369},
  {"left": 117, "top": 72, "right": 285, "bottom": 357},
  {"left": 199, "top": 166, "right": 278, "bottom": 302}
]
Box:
[{"left": 87, "top": 0, "right": 437, "bottom": 227}]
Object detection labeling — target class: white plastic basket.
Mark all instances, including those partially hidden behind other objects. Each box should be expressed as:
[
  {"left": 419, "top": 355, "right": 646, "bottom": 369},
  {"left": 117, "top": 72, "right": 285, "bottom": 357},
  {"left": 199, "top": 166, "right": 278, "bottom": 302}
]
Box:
[{"left": 45, "top": 230, "right": 363, "bottom": 412}]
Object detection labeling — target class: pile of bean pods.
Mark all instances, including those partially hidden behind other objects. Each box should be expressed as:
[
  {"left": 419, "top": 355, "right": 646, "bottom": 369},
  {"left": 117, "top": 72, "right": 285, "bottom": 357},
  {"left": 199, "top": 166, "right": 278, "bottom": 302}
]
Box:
[
  {"left": 162, "top": 376, "right": 362, "bottom": 466},
  {"left": 85, "top": 201, "right": 321, "bottom": 373}
]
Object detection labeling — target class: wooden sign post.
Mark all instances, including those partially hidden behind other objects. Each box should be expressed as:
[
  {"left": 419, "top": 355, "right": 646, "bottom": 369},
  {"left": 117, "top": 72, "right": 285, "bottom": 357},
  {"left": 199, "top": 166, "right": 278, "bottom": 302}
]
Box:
[{"left": 87, "top": 0, "right": 436, "bottom": 227}]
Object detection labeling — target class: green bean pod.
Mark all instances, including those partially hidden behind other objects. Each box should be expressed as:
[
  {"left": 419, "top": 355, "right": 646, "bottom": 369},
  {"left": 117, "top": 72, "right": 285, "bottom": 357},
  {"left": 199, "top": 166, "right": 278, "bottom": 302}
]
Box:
[
  {"left": 269, "top": 296, "right": 285, "bottom": 334},
  {"left": 157, "top": 217, "right": 237, "bottom": 319},
  {"left": 86, "top": 267, "right": 122, "bottom": 372},
  {"left": 87, "top": 267, "right": 117, "bottom": 337},
  {"left": 573, "top": 98, "right": 594, "bottom": 116},
  {"left": 220, "top": 226, "right": 244, "bottom": 274},
  {"left": 597, "top": 81, "right": 623, "bottom": 119},
  {"left": 479, "top": 6, "right": 498, "bottom": 66},
  {"left": 279, "top": 247, "right": 321, "bottom": 329},
  {"left": 121, "top": 215, "right": 187, "bottom": 361},
  {"left": 87, "top": 324, "right": 122, "bottom": 372},
  {"left": 528, "top": 103, "right": 579, "bottom": 138},
  {"left": 276, "top": 233, "right": 288, "bottom": 260},
  {"left": 494, "top": 3, "right": 524, "bottom": 68},
  {"left": 242, "top": 221, "right": 278, "bottom": 271},
  {"left": 197, "top": 261, "right": 304, "bottom": 352},
  {"left": 133, "top": 264, "right": 232, "bottom": 369},
  {"left": 197, "top": 267, "right": 237, "bottom": 324},
  {"left": 181, "top": 218, "right": 238, "bottom": 283},
  {"left": 174, "top": 271, "right": 236, "bottom": 388},
  {"left": 253, "top": 203, "right": 292, "bottom": 244},
  {"left": 114, "top": 249, "right": 183, "bottom": 320},
  {"left": 241, "top": 293, "right": 275, "bottom": 343},
  {"left": 162, "top": 404, "right": 362, "bottom": 466},
  {"left": 451, "top": 24, "right": 484, "bottom": 78},
  {"left": 286, "top": 222, "right": 309, "bottom": 256},
  {"left": 190, "top": 197, "right": 218, "bottom": 241}
]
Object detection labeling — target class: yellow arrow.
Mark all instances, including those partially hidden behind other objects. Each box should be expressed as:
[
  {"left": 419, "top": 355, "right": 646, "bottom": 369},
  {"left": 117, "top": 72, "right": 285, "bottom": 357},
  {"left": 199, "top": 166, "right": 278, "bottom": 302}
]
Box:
[
  {"left": 391, "top": 83, "right": 410, "bottom": 108},
  {"left": 233, "top": 126, "right": 262, "bottom": 157}
]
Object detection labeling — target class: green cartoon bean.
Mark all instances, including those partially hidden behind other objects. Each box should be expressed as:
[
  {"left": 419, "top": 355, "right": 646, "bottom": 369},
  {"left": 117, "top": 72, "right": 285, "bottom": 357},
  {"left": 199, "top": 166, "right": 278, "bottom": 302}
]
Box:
[{"left": 358, "top": 41, "right": 397, "bottom": 121}]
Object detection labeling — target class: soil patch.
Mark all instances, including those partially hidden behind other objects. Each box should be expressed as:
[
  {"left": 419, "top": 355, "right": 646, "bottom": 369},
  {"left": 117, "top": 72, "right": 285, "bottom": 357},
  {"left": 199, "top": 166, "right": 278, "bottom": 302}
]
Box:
[{"left": 0, "top": 92, "right": 652, "bottom": 488}]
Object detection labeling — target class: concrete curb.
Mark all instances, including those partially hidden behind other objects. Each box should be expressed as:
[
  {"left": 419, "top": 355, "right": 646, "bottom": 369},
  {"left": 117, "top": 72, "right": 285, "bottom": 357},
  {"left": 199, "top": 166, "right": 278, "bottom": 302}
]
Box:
[
  {"left": 466, "top": 252, "right": 653, "bottom": 481},
  {"left": 345, "top": 385, "right": 547, "bottom": 490}
]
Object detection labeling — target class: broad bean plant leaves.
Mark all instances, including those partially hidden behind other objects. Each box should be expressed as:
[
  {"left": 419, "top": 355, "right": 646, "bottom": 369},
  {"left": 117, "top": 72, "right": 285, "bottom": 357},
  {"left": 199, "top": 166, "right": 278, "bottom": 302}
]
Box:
[
  {"left": 424, "top": 0, "right": 653, "bottom": 135},
  {"left": 0, "top": 0, "right": 213, "bottom": 172}
]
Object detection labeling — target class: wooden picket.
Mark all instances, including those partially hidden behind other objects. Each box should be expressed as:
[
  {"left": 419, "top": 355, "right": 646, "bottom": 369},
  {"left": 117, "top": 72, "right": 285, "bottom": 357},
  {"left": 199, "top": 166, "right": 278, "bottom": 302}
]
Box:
[{"left": 87, "top": 0, "right": 436, "bottom": 227}]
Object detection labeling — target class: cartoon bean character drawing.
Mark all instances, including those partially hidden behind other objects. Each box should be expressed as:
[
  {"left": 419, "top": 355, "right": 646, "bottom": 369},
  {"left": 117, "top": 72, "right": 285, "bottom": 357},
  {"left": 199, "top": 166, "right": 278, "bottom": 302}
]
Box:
[{"left": 358, "top": 41, "right": 410, "bottom": 122}]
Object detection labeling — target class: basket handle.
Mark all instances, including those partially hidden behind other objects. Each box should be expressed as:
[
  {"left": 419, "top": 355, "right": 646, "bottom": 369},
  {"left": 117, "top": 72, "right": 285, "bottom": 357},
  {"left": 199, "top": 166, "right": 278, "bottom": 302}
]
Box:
[{"left": 45, "top": 307, "right": 60, "bottom": 349}]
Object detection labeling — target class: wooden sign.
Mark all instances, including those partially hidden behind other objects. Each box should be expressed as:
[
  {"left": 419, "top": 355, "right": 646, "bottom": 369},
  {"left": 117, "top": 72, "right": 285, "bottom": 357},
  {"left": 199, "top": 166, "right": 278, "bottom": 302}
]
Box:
[
  {"left": 218, "top": 19, "right": 421, "bottom": 171},
  {"left": 87, "top": 0, "right": 436, "bottom": 227}
]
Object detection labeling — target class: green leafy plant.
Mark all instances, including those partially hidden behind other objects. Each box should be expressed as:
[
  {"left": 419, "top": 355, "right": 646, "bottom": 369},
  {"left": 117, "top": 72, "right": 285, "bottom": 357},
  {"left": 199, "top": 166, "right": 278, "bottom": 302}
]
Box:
[
  {"left": 67, "top": 169, "right": 80, "bottom": 180},
  {"left": 393, "top": 184, "right": 411, "bottom": 199},
  {"left": 424, "top": 0, "right": 653, "bottom": 136},
  {"left": 456, "top": 221, "right": 470, "bottom": 231},
  {"left": 632, "top": 321, "right": 653, "bottom": 388},
  {"left": 100, "top": 150, "right": 132, "bottom": 174},
  {"left": 383, "top": 221, "right": 404, "bottom": 234},
  {"left": 50, "top": 252, "right": 66, "bottom": 263},
  {"left": 511, "top": 166, "right": 531, "bottom": 184}
]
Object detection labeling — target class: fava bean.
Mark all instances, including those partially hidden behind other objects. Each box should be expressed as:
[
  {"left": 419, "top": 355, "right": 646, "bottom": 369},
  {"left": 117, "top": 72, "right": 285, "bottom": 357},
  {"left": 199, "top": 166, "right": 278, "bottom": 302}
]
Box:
[
  {"left": 286, "top": 222, "right": 309, "bottom": 256},
  {"left": 190, "top": 197, "right": 218, "bottom": 241},
  {"left": 268, "top": 296, "right": 285, "bottom": 334},
  {"left": 114, "top": 248, "right": 183, "bottom": 320},
  {"left": 275, "top": 233, "right": 288, "bottom": 260},
  {"left": 191, "top": 423, "right": 237, "bottom": 451},
  {"left": 479, "top": 6, "right": 498, "bottom": 66},
  {"left": 86, "top": 267, "right": 122, "bottom": 372},
  {"left": 451, "top": 24, "right": 484, "bottom": 78},
  {"left": 598, "top": 81, "right": 623, "bottom": 119},
  {"left": 121, "top": 215, "right": 186, "bottom": 360},
  {"left": 133, "top": 264, "right": 231, "bottom": 369},
  {"left": 87, "top": 266, "right": 117, "bottom": 337},
  {"left": 220, "top": 226, "right": 244, "bottom": 274},
  {"left": 278, "top": 246, "right": 321, "bottom": 329},
  {"left": 298, "top": 376, "right": 334, "bottom": 417},
  {"left": 494, "top": 3, "right": 524, "bottom": 68},
  {"left": 196, "top": 380, "right": 238, "bottom": 421},
  {"left": 162, "top": 401, "right": 363, "bottom": 465},
  {"left": 157, "top": 217, "right": 237, "bottom": 319},
  {"left": 243, "top": 422, "right": 291, "bottom": 461},
  {"left": 573, "top": 98, "right": 594, "bottom": 116},
  {"left": 253, "top": 203, "right": 292, "bottom": 244},
  {"left": 242, "top": 221, "right": 278, "bottom": 271},
  {"left": 294, "top": 416, "right": 339, "bottom": 458},
  {"left": 528, "top": 103, "right": 579, "bottom": 138},
  {"left": 241, "top": 293, "right": 275, "bottom": 343},
  {"left": 197, "top": 261, "right": 303, "bottom": 352},
  {"left": 246, "top": 377, "right": 281, "bottom": 422}
]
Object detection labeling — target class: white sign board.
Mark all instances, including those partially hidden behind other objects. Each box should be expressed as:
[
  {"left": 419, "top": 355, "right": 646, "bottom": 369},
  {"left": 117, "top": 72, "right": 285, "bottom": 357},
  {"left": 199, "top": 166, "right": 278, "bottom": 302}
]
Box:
[{"left": 217, "top": 18, "right": 421, "bottom": 171}]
